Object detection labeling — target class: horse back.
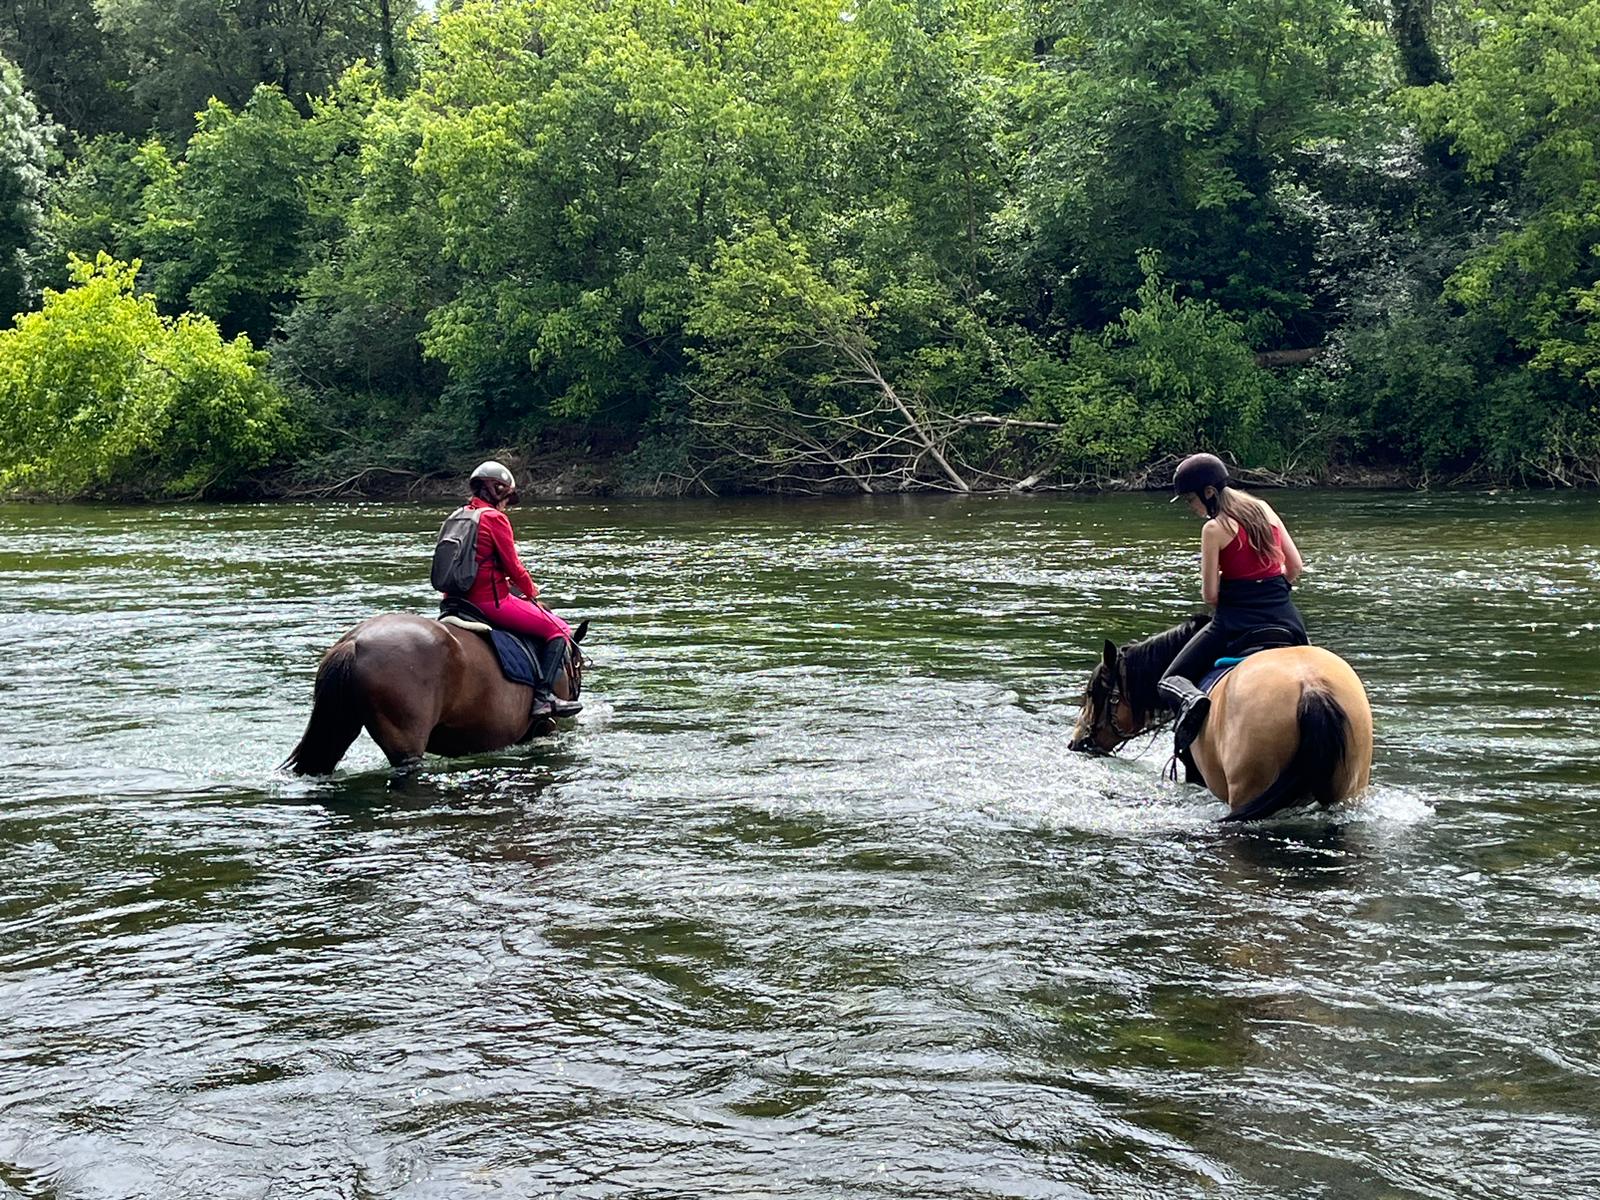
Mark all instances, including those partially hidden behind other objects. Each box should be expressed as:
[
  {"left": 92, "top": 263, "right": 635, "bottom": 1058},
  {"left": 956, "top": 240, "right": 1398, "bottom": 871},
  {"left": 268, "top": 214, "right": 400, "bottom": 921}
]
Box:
[
  {"left": 348, "top": 613, "right": 458, "bottom": 679},
  {"left": 426, "top": 621, "right": 540, "bottom": 749}
]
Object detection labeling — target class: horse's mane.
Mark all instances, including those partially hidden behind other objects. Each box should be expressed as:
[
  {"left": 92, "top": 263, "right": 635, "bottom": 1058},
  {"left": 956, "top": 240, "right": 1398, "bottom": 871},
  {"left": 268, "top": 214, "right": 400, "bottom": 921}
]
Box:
[{"left": 1120, "top": 615, "right": 1209, "bottom": 721}]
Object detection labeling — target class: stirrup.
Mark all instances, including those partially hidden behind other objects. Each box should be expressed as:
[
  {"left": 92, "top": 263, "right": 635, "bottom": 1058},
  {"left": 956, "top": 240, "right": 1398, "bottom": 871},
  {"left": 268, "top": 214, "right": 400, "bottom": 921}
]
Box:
[{"left": 533, "top": 687, "right": 581, "bottom": 718}]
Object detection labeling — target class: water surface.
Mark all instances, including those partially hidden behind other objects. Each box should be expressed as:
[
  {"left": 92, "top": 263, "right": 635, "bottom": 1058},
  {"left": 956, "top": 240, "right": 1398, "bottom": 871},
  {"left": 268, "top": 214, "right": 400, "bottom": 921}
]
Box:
[{"left": 1, "top": 491, "right": 1597, "bottom": 1197}]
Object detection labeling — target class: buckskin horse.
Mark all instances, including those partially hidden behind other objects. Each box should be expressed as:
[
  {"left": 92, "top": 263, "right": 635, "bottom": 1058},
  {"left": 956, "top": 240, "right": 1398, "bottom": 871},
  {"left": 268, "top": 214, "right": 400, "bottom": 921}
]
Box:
[
  {"left": 281, "top": 614, "right": 587, "bottom": 777},
  {"left": 1069, "top": 617, "right": 1372, "bottom": 821}
]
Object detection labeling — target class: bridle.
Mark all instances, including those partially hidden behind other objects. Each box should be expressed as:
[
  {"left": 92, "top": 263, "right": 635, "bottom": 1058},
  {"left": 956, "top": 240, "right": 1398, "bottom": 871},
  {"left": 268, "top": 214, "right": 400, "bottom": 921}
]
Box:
[{"left": 1076, "top": 660, "right": 1136, "bottom": 754}]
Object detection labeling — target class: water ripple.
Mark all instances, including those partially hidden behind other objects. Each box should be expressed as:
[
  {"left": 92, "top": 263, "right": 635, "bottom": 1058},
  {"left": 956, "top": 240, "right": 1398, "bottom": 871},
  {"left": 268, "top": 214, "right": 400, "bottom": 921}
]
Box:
[{"left": 1, "top": 492, "right": 1597, "bottom": 1197}]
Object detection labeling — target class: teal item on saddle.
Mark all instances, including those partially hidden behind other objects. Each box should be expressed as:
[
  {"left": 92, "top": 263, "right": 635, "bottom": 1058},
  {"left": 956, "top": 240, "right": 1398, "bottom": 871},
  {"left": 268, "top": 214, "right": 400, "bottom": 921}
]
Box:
[{"left": 1198, "top": 659, "right": 1244, "bottom": 695}]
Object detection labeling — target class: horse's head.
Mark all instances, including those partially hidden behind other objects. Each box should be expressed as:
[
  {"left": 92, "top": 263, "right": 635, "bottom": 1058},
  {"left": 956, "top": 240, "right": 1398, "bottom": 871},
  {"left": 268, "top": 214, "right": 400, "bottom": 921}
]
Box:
[
  {"left": 565, "top": 620, "right": 589, "bottom": 699},
  {"left": 1069, "top": 639, "right": 1146, "bottom": 755}
]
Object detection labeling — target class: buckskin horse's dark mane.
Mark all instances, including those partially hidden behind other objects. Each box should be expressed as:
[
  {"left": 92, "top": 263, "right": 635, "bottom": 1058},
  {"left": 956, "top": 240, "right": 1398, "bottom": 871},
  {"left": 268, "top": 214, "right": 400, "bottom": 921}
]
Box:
[{"left": 1118, "top": 615, "right": 1210, "bottom": 722}]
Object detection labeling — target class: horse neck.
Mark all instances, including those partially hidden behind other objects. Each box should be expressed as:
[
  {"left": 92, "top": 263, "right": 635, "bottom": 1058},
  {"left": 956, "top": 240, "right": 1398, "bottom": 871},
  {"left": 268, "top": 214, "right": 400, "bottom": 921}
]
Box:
[{"left": 1123, "top": 617, "right": 1206, "bottom": 723}]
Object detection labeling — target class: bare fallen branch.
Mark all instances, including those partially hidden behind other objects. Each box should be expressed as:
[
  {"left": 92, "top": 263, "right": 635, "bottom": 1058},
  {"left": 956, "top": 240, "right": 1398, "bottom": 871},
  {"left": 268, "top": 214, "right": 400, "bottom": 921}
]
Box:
[
  {"left": 286, "top": 465, "right": 423, "bottom": 498},
  {"left": 951, "top": 413, "right": 1065, "bottom": 431}
]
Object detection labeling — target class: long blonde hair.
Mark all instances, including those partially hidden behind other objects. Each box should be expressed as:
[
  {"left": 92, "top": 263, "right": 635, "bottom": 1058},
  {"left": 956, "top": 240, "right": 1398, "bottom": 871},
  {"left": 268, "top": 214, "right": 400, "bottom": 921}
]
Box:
[{"left": 1214, "top": 486, "right": 1279, "bottom": 560}]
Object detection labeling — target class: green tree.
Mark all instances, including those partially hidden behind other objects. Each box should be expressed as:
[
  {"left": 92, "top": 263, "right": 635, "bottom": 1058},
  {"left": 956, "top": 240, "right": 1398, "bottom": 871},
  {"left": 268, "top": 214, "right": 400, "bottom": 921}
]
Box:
[
  {"left": 270, "top": 67, "right": 460, "bottom": 471},
  {"left": 0, "top": 51, "right": 57, "bottom": 323},
  {"left": 140, "top": 86, "right": 316, "bottom": 342},
  {"left": 847, "top": 0, "right": 1028, "bottom": 298},
  {"left": 0, "top": 254, "right": 292, "bottom": 497},
  {"left": 96, "top": 0, "right": 421, "bottom": 135},
  {"left": 686, "top": 223, "right": 1021, "bottom": 492},
  {"left": 1020, "top": 253, "right": 1273, "bottom": 475},
  {"left": 0, "top": 0, "right": 138, "bottom": 139},
  {"left": 1407, "top": 0, "right": 1600, "bottom": 479},
  {"left": 1020, "top": 0, "right": 1385, "bottom": 342},
  {"left": 52, "top": 76, "right": 378, "bottom": 343},
  {"left": 46, "top": 133, "right": 152, "bottom": 274},
  {"left": 385, "top": 0, "right": 872, "bottom": 433}
]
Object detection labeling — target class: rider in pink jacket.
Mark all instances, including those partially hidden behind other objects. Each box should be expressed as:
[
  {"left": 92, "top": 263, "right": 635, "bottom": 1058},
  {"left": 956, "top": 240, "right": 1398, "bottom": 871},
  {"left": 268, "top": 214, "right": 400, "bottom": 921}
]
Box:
[{"left": 458, "top": 461, "right": 578, "bottom": 716}]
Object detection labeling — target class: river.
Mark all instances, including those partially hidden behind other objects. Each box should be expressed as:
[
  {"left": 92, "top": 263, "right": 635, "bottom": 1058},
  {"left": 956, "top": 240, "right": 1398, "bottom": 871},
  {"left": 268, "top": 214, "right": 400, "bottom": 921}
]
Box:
[{"left": 2, "top": 491, "right": 1597, "bottom": 1197}]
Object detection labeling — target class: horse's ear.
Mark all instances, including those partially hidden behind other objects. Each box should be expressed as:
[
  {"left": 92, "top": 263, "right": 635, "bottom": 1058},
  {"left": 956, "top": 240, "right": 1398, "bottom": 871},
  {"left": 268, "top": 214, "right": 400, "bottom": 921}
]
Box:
[
  {"left": 1102, "top": 639, "right": 1118, "bottom": 671},
  {"left": 573, "top": 619, "right": 589, "bottom": 644}
]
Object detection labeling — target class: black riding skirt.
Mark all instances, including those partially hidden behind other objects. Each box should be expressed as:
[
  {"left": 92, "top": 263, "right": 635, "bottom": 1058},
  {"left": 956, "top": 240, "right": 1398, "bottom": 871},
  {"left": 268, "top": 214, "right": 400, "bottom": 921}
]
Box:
[{"left": 1213, "top": 575, "right": 1307, "bottom": 640}]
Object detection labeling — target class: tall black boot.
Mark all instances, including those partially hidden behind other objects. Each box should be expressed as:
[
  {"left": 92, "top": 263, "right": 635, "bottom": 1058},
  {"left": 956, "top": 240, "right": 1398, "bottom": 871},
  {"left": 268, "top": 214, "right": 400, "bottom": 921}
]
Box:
[
  {"left": 534, "top": 638, "right": 582, "bottom": 718},
  {"left": 1157, "top": 675, "right": 1210, "bottom": 754}
]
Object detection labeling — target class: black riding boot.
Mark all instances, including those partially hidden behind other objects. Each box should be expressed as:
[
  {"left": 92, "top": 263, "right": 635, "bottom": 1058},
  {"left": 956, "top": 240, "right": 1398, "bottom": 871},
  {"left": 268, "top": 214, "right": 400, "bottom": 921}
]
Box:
[
  {"left": 1157, "top": 675, "right": 1210, "bottom": 754},
  {"left": 534, "top": 638, "right": 582, "bottom": 718}
]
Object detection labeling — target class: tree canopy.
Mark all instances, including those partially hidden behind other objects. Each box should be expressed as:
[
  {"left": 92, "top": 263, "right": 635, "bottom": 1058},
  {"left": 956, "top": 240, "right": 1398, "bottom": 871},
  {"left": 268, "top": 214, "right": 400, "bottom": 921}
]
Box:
[
  {"left": 0, "top": 255, "right": 289, "bottom": 498},
  {"left": 0, "top": 0, "right": 1596, "bottom": 497}
]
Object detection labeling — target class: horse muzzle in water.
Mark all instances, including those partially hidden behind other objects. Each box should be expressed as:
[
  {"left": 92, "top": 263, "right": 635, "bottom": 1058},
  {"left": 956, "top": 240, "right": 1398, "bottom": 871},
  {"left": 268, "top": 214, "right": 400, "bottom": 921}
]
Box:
[{"left": 1068, "top": 732, "right": 1108, "bottom": 756}]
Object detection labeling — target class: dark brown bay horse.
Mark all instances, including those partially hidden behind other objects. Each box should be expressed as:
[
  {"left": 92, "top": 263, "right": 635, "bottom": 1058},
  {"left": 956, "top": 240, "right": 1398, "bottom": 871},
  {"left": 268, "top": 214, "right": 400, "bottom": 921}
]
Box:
[
  {"left": 1069, "top": 618, "right": 1372, "bottom": 821},
  {"left": 282, "top": 615, "right": 587, "bottom": 777}
]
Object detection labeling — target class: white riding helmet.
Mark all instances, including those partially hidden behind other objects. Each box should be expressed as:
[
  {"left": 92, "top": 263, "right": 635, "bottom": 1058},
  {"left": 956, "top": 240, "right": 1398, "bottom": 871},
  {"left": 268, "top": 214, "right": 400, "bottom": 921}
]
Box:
[{"left": 469, "top": 460, "right": 515, "bottom": 488}]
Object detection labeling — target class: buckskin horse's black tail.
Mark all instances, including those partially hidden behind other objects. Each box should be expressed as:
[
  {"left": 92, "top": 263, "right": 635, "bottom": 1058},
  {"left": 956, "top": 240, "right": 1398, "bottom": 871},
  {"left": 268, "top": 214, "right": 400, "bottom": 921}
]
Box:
[
  {"left": 280, "top": 637, "right": 364, "bottom": 776},
  {"left": 1222, "top": 686, "right": 1350, "bottom": 823}
]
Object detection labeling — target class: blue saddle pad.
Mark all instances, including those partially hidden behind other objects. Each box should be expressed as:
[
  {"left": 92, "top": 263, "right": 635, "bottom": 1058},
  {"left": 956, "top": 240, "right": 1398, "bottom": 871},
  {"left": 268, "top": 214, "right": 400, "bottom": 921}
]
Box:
[
  {"left": 488, "top": 629, "right": 542, "bottom": 688},
  {"left": 1198, "top": 656, "right": 1247, "bottom": 695}
]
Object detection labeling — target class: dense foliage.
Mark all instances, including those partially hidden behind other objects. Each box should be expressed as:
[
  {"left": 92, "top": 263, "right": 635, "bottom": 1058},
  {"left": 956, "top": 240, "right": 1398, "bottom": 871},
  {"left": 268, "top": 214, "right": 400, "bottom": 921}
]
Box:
[
  {"left": 0, "top": 0, "right": 1596, "bottom": 496},
  {"left": 0, "top": 256, "right": 289, "bottom": 497},
  {"left": 0, "top": 52, "right": 56, "bottom": 324}
]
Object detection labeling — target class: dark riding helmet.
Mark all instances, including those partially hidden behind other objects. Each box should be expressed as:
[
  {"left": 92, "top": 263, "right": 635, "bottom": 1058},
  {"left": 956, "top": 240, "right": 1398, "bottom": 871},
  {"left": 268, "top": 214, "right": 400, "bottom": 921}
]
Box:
[{"left": 1170, "top": 452, "right": 1229, "bottom": 502}]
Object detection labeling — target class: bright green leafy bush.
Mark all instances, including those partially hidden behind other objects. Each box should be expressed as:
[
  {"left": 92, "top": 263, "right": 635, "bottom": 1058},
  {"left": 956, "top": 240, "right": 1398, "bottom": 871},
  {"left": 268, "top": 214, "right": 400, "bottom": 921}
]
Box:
[{"left": 0, "top": 255, "right": 292, "bottom": 498}]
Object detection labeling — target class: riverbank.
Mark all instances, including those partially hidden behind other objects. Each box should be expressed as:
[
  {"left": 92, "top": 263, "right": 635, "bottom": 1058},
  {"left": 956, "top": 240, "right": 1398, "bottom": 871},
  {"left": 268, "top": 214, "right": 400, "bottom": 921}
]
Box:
[
  {"left": 0, "top": 448, "right": 1559, "bottom": 504},
  {"left": 260, "top": 452, "right": 1456, "bottom": 502}
]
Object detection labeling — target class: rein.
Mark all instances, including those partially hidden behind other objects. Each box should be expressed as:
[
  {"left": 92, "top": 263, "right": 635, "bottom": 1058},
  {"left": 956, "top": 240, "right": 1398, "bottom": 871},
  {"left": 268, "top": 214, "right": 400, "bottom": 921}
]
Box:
[
  {"left": 1079, "top": 616, "right": 1204, "bottom": 754},
  {"left": 1083, "top": 666, "right": 1173, "bottom": 759}
]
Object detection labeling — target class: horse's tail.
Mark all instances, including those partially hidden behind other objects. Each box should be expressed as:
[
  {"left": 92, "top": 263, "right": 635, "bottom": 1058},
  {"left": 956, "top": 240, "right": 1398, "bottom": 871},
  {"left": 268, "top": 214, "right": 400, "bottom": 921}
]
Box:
[
  {"left": 280, "top": 637, "right": 365, "bottom": 776},
  {"left": 1222, "top": 686, "right": 1349, "bottom": 823}
]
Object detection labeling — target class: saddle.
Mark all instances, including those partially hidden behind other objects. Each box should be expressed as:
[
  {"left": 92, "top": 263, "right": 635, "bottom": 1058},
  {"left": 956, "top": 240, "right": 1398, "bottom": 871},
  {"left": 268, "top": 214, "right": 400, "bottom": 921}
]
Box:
[
  {"left": 1198, "top": 626, "right": 1309, "bottom": 694},
  {"left": 436, "top": 597, "right": 563, "bottom": 691}
]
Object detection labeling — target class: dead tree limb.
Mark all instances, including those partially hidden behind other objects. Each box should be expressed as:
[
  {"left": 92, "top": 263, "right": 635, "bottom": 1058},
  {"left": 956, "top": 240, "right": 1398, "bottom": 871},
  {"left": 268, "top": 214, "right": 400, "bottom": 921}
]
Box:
[
  {"left": 838, "top": 342, "right": 970, "bottom": 493},
  {"left": 1254, "top": 347, "right": 1325, "bottom": 368},
  {"left": 288, "top": 466, "right": 423, "bottom": 498},
  {"left": 951, "top": 413, "right": 1065, "bottom": 431}
]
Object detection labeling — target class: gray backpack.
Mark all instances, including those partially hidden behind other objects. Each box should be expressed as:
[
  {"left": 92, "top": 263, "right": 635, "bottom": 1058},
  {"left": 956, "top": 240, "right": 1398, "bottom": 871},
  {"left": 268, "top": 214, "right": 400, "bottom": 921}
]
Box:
[{"left": 430, "top": 505, "right": 484, "bottom": 594}]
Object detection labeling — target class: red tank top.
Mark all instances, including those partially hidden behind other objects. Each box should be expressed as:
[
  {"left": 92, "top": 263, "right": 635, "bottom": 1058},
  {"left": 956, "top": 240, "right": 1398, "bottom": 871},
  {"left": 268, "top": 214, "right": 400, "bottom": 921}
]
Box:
[{"left": 1218, "top": 521, "right": 1284, "bottom": 581}]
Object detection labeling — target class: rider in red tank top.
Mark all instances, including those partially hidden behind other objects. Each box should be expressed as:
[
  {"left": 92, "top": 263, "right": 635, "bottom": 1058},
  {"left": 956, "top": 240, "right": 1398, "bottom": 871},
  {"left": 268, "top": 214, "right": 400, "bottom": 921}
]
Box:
[{"left": 1158, "top": 453, "right": 1307, "bottom": 753}]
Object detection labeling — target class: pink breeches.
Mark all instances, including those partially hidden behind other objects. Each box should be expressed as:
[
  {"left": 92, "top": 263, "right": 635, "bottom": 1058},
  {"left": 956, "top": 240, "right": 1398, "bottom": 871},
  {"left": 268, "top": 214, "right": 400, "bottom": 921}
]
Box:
[{"left": 467, "top": 590, "right": 572, "bottom": 641}]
